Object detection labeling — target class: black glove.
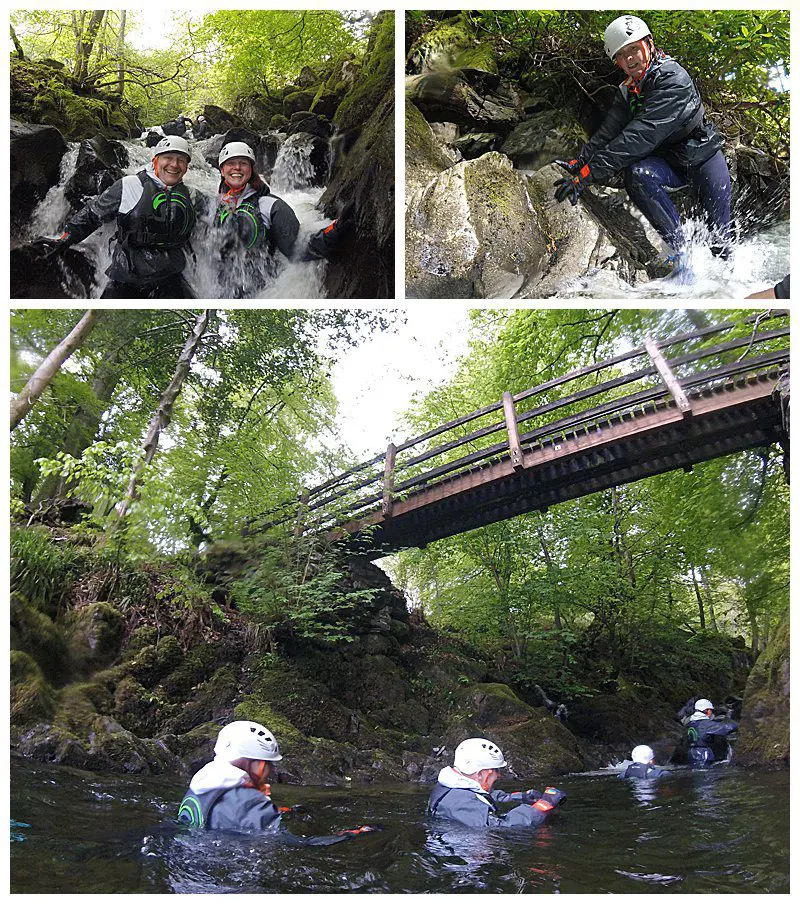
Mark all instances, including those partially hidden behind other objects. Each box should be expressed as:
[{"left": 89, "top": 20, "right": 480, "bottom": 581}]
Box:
[
  {"left": 541, "top": 786, "right": 566, "bottom": 807},
  {"left": 521, "top": 789, "right": 543, "bottom": 803},
  {"left": 554, "top": 162, "right": 593, "bottom": 206},
  {"left": 30, "top": 233, "right": 72, "bottom": 260},
  {"left": 555, "top": 158, "right": 582, "bottom": 176}
]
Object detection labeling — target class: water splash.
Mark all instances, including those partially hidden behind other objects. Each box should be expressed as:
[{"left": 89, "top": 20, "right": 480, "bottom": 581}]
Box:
[{"left": 271, "top": 134, "right": 319, "bottom": 193}]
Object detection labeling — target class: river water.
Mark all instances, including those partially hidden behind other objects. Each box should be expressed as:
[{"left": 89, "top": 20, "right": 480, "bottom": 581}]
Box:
[
  {"left": 10, "top": 757, "right": 788, "bottom": 893},
  {"left": 29, "top": 134, "right": 333, "bottom": 299}
]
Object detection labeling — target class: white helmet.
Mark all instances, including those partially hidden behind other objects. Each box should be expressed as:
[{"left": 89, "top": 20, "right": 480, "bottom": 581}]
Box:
[
  {"left": 213, "top": 720, "right": 283, "bottom": 762},
  {"left": 453, "top": 738, "right": 507, "bottom": 773},
  {"left": 632, "top": 744, "right": 654, "bottom": 764},
  {"left": 153, "top": 135, "right": 190, "bottom": 159},
  {"left": 218, "top": 141, "right": 256, "bottom": 167},
  {"left": 694, "top": 698, "right": 714, "bottom": 714},
  {"left": 604, "top": 15, "right": 651, "bottom": 60}
]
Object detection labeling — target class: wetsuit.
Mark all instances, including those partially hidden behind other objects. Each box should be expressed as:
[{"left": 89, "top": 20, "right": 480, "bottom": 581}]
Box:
[
  {"left": 581, "top": 52, "right": 730, "bottom": 252},
  {"left": 687, "top": 714, "right": 738, "bottom": 767},
  {"left": 622, "top": 762, "right": 669, "bottom": 779},
  {"left": 163, "top": 117, "right": 191, "bottom": 137},
  {"left": 194, "top": 120, "right": 211, "bottom": 140},
  {"left": 62, "top": 164, "right": 196, "bottom": 299},
  {"left": 427, "top": 766, "right": 565, "bottom": 829}
]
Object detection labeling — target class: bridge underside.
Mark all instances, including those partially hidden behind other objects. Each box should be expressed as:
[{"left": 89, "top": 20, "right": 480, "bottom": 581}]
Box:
[{"left": 336, "top": 373, "right": 785, "bottom": 558}]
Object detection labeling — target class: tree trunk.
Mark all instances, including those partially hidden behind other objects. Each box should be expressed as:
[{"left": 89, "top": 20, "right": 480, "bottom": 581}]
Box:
[
  {"left": 115, "top": 310, "right": 214, "bottom": 522},
  {"left": 10, "top": 24, "right": 25, "bottom": 59},
  {"left": 691, "top": 565, "right": 706, "bottom": 630},
  {"left": 116, "top": 10, "right": 126, "bottom": 94},
  {"left": 535, "top": 521, "right": 562, "bottom": 630},
  {"left": 700, "top": 566, "right": 718, "bottom": 631},
  {"left": 73, "top": 9, "right": 106, "bottom": 84},
  {"left": 10, "top": 310, "right": 100, "bottom": 432}
]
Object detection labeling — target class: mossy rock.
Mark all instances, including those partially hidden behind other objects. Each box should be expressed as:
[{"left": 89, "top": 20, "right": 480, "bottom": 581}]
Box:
[
  {"left": 159, "top": 639, "right": 241, "bottom": 700},
  {"left": 407, "top": 12, "right": 497, "bottom": 75},
  {"left": 88, "top": 715, "right": 186, "bottom": 774},
  {"left": 10, "top": 592, "right": 71, "bottom": 684},
  {"left": 123, "top": 625, "right": 159, "bottom": 656},
  {"left": 10, "top": 650, "right": 57, "bottom": 727},
  {"left": 65, "top": 602, "right": 126, "bottom": 673},
  {"left": 456, "top": 682, "right": 539, "bottom": 727},
  {"left": 54, "top": 683, "right": 101, "bottom": 735},
  {"left": 164, "top": 721, "right": 221, "bottom": 773},
  {"left": 161, "top": 664, "right": 240, "bottom": 735},
  {"left": 334, "top": 11, "right": 394, "bottom": 131},
  {"left": 126, "top": 635, "right": 183, "bottom": 688},
  {"left": 233, "top": 697, "right": 305, "bottom": 752},
  {"left": 114, "top": 675, "right": 160, "bottom": 737},
  {"left": 736, "top": 615, "right": 789, "bottom": 768},
  {"left": 283, "top": 90, "right": 316, "bottom": 116},
  {"left": 268, "top": 114, "right": 289, "bottom": 131},
  {"left": 13, "top": 721, "right": 87, "bottom": 766}
]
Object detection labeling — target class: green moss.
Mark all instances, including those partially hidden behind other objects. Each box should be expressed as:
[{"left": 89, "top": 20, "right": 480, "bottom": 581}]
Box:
[
  {"left": 408, "top": 12, "right": 497, "bottom": 75},
  {"left": 334, "top": 11, "right": 394, "bottom": 131},
  {"left": 10, "top": 592, "right": 71, "bottom": 683},
  {"left": 66, "top": 602, "right": 126, "bottom": 672},
  {"left": 126, "top": 635, "right": 182, "bottom": 688},
  {"left": 269, "top": 114, "right": 289, "bottom": 130},
  {"left": 10, "top": 650, "right": 57, "bottom": 726},
  {"left": 233, "top": 697, "right": 305, "bottom": 750},
  {"left": 54, "top": 684, "right": 99, "bottom": 734}
]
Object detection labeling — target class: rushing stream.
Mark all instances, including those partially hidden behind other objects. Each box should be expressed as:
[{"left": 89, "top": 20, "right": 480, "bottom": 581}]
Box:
[
  {"left": 10, "top": 757, "right": 788, "bottom": 893},
  {"left": 29, "top": 133, "right": 333, "bottom": 299}
]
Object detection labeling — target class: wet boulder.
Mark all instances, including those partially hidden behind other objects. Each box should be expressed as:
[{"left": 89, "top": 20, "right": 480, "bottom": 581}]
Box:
[
  {"left": 144, "top": 129, "right": 163, "bottom": 147},
  {"left": 500, "top": 110, "right": 587, "bottom": 171},
  {"left": 10, "top": 119, "right": 68, "bottom": 232},
  {"left": 407, "top": 69, "right": 523, "bottom": 136},
  {"left": 64, "top": 134, "right": 128, "bottom": 209},
  {"left": 286, "top": 111, "right": 332, "bottom": 140},
  {"left": 160, "top": 664, "right": 239, "bottom": 735},
  {"left": 10, "top": 593, "right": 71, "bottom": 684},
  {"left": 217, "top": 128, "right": 282, "bottom": 178},
  {"left": 406, "top": 102, "right": 459, "bottom": 209},
  {"left": 202, "top": 104, "right": 240, "bottom": 133},
  {"left": 283, "top": 90, "right": 316, "bottom": 116},
  {"left": 10, "top": 243, "right": 96, "bottom": 299},
  {"left": 454, "top": 131, "right": 501, "bottom": 160},
  {"left": 736, "top": 615, "right": 789, "bottom": 768},
  {"left": 124, "top": 635, "right": 183, "bottom": 688},
  {"left": 406, "top": 151, "right": 548, "bottom": 298},
  {"left": 87, "top": 716, "right": 186, "bottom": 774},
  {"left": 731, "top": 146, "right": 789, "bottom": 232},
  {"left": 237, "top": 94, "right": 283, "bottom": 131},
  {"left": 269, "top": 113, "right": 290, "bottom": 132},
  {"left": 407, "top": 11, "right": 498, "bottom": 76}
]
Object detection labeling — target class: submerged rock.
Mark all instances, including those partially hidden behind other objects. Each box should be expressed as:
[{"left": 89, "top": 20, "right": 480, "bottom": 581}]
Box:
[{"left": 64, "top": 134, "right": 129, "bottom": 209}]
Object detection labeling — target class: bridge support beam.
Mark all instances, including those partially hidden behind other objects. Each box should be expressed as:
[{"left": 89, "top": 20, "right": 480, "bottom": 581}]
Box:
[
  {"left": 502, "top": 391, "right": 525, "bottom": 470},
  {"left": 645, "top": 336, "right": 693, "bottom": 418}
]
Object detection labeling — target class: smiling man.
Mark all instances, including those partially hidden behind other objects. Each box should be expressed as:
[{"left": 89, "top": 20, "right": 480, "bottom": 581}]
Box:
[
  {"left": 32, "top": 135, "right": 197, "bottom": 298},
  {"left": 553, "top": 14, "right": 731, "bottom": 279}
]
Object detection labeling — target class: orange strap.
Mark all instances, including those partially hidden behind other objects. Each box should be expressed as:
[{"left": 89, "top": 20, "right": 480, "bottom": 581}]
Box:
[
  {"left": 323, "top": 219, "right": 338, "bottom": 235},
  {"left": 532, "top": 799, "right": 554, "bottom": 812}
]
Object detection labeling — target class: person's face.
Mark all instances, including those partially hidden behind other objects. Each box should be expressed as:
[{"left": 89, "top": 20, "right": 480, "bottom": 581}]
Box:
[
  {"left": 155, "top": 152, "right": 189, "bottom": 186},
  {"left": 615, "top": 41, "right": 648, "bottom": 79},
  {"left": 246, "top": 759, "right": 275, "bottom": 787},
  {"left": 221, "top": 157, "right": 253, "bottom": 189},
  {"left": 478, "top": 768, "right": 500, "bottom": 791}
]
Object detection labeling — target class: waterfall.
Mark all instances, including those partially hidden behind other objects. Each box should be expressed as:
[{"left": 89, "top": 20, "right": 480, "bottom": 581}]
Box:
[{"left": 22, "top": 134, "right": 334, "bottom": 299}]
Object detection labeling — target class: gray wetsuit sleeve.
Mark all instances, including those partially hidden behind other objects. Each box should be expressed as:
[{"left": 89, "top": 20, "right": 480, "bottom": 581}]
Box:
[
  {"left": 260, "top": 196, "right": 300, "bottom": 258},
  {"left": 65, "top": 178, "right": 124, "bottom": 243},
  {"left": 488, "top": 804, "right": 549, "bottom": 828}
]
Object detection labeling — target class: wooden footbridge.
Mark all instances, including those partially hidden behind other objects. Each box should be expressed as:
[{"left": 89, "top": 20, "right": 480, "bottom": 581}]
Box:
[{"left": 262, "top": 312, "right": 789, "bottom": 558}]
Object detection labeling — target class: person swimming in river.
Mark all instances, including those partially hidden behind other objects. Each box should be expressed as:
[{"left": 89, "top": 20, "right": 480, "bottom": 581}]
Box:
[
  {"left": 210, "top": 141, "right": 351, "bottom": 298},
  {"left": 553, "top": 14, "right": 732, "bottom": 282},
  {"left": 621, "top": 745, "right": 669, "bottom": 779},
  {"left": 427, "top": 737, "right": 566, "bottom": 828},
  {"left": 178, "top": 720, "right": 374, "bottom": 843}
]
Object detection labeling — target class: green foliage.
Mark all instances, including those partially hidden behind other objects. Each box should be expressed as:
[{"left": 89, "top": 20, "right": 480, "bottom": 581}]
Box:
[
  {"left": 230, "top": 538, "right": 378, "bottom": 646},
  {"left": 10, "top": 527, "right": 81, "bottom": 613}
]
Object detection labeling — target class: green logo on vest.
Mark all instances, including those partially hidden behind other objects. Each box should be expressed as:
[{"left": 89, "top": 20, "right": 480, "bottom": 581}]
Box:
[{"left": 178, "top": 794, "right": 204, "bottom": 828}]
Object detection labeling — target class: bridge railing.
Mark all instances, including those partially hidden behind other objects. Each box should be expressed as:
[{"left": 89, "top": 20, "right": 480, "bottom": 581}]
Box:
[{"left": 255, "top": 311, "right": 789, "bottom": 537}]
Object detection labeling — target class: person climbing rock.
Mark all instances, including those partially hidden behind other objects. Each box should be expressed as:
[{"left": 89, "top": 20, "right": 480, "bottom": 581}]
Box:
[
  {"left": 31, "top": 136, "right": 197, "bottom": 299},
  {"left": 621, "top": 745, "right": 669, "bottom": 779},
  {"left": 427, "top": 737, "right": 566, "bottom": 828},
  {"left": 686, "top": 698, "right": 738, "bottom": 767},
  {"left": 162, "top": 114, "right": 193, "bottom": 137},
  {"left": 178, "top": 720, "right": 376, "bottom": 844},
  {"left": 193, "top": 115, "right": 211, "bottom": 140},
  {"left": 210, "top": 141, "right": 351, "bottom": 297},
  {"left": 553, "top": 14, "right": 731, "bottom": 280}
]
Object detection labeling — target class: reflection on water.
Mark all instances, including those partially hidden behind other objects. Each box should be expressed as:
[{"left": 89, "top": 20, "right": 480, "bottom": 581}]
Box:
[{"left": 10, "top": 758, "right": 788, "bottom": 893}]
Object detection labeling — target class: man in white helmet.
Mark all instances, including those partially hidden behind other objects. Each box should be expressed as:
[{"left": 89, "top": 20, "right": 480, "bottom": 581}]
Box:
[
  {"left": 686, "top": 698, "right": 738, "bottom": 768},
  {"left": 32, "top": 136, "right": 197, "bottom": 298},
  {"left": 621, "top": 744, "right": 669, "bottom": 779},
  {"left": 427, "top": 737, "right": 566, "bottom": 828},
  {"left": 554, "top": 14, "right": 731, "bottom": 279}
]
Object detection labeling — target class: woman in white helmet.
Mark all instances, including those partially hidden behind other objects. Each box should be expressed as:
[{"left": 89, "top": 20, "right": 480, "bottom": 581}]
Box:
[
  {"left": 178, "top": 719, "right": 377, "bottom": 842},
  {"left": 554, "top": 14, "right": 731, "bottom": 279},
  {"left": 621, "top": 744, "right": 669, "bottom": 779},
  {"left": 31, "top": 136, "right": 197, "bottom": 298},
  {"left": 427, "top": 737, "right": 566, "bottom": 828},
  {"left": 211, "top": 140, "right": 352, "bottom": 297},
  {"left": 686, "top": 698, "right": 738, "bottom": 767}
]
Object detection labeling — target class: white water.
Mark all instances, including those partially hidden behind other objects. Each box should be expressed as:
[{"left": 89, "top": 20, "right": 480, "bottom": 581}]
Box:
[
  {"left": 27, "top": 136, "right": 333, "bottom": 299},
  {"left": 557, "top": 217, "right": 790, "bottom": 300}
]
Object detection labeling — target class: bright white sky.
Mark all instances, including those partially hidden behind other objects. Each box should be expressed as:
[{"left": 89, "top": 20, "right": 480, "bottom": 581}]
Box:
[{"left": 331, "top": 307, "right": 472, "bottom": 461}]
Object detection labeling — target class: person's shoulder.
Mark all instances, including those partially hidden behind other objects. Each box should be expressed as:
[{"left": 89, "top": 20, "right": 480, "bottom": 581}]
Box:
[{"left": 650, "top": 56, "right": 692, "bottom": 87}]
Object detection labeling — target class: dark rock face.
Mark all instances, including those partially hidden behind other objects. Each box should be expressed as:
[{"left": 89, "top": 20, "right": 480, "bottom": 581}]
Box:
[
  {"left": 145, "top": 130, "right": 163, "bottom": 147},
  {"left": 736, "top": 616, "right": 789, "bottom": 768},
  {"left": 216, "top": 129, "right": 283, "bottom": 178},
  {"left": 731, "top": 146, "right": 789, "bottom": 233},
  {"left": 10, "top": 119, "right": 67, "bottom": 233},
  {"left": 286, "top": 111, "right": 332, "bottom": 140},
  {"left": 454, "top": 131, "right": 501, "bottom": 159},
  {"left": 64, "top": 134, "right": 129, "bottom": 209},
  {"left": 202, "top": 104, "right": 241, "bottom": 134},
  {"left": 283, "top": 90, "right": 316, "bottom": 116},
  {"left": 10, "top": 243, "right": 96, "bottom": 300},
  {"left": 501, "top": 110, "right": 586, "bottom": 171}
]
